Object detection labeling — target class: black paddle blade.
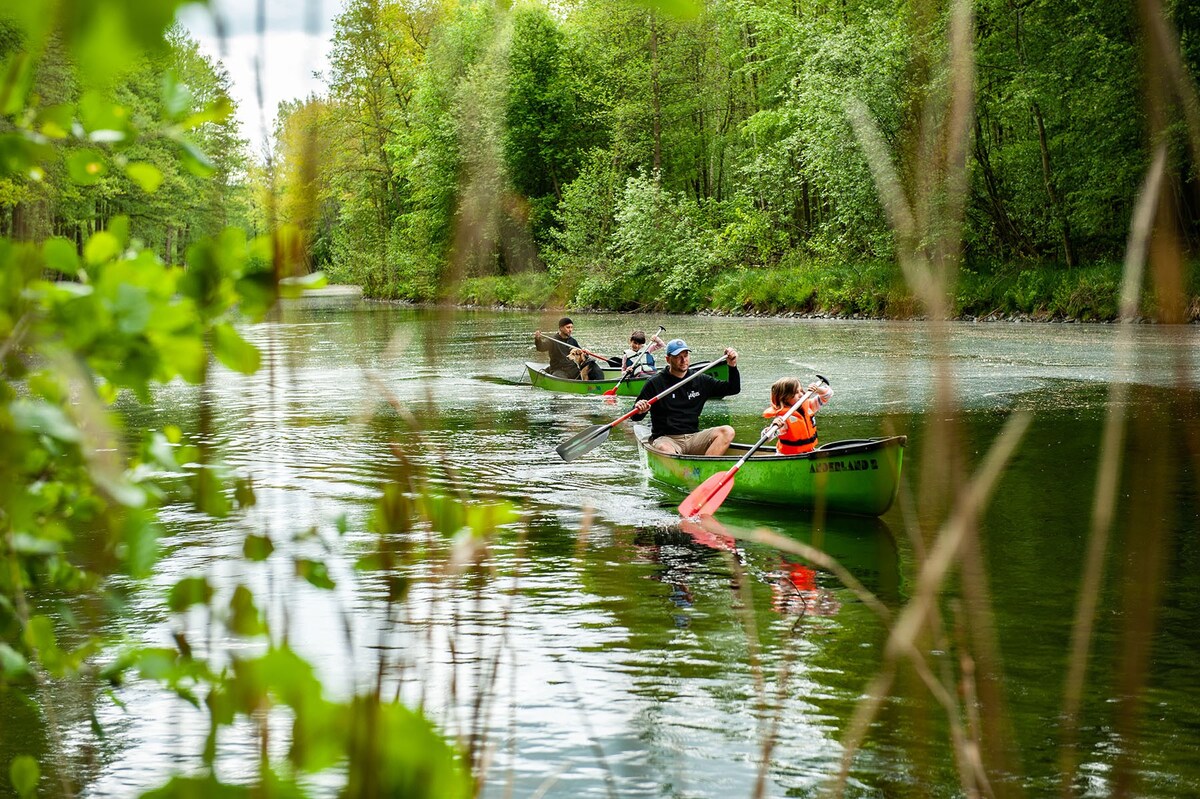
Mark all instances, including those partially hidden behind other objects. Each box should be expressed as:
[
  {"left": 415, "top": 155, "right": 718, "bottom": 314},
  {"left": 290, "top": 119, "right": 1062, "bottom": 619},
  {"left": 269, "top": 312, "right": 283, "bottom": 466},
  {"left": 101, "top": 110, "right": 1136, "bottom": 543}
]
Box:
[{"left": 556, "top": 424, "right": 611, "bottom": 462}]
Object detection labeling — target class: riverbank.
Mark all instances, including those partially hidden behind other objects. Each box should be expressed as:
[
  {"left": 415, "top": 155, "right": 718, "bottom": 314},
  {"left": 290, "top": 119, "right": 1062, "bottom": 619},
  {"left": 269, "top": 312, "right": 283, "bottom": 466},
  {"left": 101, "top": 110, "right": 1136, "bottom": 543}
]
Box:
[
  {"left": 420, "top": 258, "right": 1200, "bottom": 323},
  {"left": 371, "top": 297, "right": 1186, "bottom": 325}
]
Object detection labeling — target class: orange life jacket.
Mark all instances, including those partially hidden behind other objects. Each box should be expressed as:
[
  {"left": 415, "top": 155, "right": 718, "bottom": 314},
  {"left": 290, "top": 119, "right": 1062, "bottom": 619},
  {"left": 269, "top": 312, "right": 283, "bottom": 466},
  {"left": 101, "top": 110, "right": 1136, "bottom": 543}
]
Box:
[{"left": 762, "top": 397, "right": 820, "bottom": 455}]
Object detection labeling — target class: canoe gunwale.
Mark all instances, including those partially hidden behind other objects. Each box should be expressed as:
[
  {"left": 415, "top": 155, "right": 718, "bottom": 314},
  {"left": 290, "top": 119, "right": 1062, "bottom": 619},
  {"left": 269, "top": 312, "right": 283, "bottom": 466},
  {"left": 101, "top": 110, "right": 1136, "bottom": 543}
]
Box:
[
  {"left": 635, "top": 430, "right": 908, "bottom": 464},
  {"left": 525, "top": 360, "right": 730, "bottom": 389},
  {"left": 524, "top": 361, "right": 624, "bottom": 388}
]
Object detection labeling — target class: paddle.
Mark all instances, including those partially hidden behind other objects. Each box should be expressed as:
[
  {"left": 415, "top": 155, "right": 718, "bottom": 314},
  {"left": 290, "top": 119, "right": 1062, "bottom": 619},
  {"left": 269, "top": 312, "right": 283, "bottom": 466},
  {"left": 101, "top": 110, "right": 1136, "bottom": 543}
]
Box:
[
  {"left": 555, "top": 354, "right": 730, "bottom": 462},
  {"left": 535, "top": 332, "right": 613, "bottom": 364},
  {"left": 603, "top": 325, "right": 666, "bottom": 403},
  {"left": 678, "top": 375, "right": 829, "bottom": 518}
]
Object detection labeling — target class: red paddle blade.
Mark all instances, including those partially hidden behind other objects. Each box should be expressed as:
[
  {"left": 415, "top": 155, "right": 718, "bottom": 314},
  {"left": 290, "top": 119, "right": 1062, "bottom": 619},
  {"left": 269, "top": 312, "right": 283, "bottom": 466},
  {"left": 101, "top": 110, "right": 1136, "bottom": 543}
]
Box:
[{"left": 678, "top": 469, "right": 735, "bottom": 517}]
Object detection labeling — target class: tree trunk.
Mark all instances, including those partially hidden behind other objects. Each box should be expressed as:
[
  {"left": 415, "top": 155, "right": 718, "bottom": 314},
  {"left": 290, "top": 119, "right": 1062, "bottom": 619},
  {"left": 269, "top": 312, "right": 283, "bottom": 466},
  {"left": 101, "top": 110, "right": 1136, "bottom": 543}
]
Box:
[
  {"left": 1032, "top": 100, "right": 1076, "bottom": 267},
  {"left": 973, "top": 113, "right": 1033, "bottom": 258},
  {"left": 649, "top": 12, "right": 661, "bottom": 175}
]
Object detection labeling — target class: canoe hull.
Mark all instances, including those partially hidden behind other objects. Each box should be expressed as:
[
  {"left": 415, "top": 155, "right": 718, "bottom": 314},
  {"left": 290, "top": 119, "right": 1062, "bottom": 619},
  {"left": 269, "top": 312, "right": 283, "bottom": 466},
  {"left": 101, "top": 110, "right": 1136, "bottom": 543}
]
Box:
[
  {"left": 526, "top": 361, "right": 731, "bottom": 397},
  {"left": 640, "top": 433, "right": 906, "bottom": 516}
]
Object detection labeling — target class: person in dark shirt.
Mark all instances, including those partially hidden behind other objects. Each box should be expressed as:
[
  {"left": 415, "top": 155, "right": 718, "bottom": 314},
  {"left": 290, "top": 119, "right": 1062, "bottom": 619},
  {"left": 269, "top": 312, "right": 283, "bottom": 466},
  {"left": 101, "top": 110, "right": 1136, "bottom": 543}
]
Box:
[
  {"left": 534, "top": 317, "right": 581, "bottom": 378},
  {"left": 631, "top": 338, "right": 740, "bottom": 456}
]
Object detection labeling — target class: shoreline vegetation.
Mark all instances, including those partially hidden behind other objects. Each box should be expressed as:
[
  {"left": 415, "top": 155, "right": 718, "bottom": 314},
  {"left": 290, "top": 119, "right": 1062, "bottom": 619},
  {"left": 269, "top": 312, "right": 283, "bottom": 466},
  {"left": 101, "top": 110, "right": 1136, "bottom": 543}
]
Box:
[{"left": 435, "top": 259, "right": 1200, "bottom": 323}]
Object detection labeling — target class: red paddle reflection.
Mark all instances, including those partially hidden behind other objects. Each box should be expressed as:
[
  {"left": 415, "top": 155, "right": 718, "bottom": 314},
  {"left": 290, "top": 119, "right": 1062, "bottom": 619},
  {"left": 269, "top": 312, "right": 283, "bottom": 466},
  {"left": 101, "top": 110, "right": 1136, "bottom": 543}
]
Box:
[
  {"left": 677, "top": 516, "right": 841, "bottom": 617},
  {"left": 772, "top": 559, "right": 840, "bottom": 617}
]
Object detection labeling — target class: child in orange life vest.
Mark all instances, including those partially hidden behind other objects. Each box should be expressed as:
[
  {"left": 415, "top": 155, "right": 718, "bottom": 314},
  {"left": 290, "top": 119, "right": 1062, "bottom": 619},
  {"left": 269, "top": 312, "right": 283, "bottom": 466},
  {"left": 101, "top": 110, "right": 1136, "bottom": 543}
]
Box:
[{"left": 762, "top": 377, "right": 832, "bottom": 455}]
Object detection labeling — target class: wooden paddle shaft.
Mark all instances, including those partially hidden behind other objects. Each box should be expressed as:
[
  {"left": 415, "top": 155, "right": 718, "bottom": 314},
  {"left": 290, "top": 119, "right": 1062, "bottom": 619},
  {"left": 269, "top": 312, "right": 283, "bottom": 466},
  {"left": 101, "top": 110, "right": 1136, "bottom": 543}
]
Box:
[{"left": 536, "top": 333, "right": 610, "bottom": 363}]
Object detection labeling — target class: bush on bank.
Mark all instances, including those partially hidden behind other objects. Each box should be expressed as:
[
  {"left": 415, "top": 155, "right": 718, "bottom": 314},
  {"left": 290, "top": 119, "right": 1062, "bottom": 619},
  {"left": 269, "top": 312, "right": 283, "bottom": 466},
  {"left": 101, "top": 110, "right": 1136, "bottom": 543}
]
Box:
[{"left": 437, "top": 258, "right": 1200, "bottom": 322}]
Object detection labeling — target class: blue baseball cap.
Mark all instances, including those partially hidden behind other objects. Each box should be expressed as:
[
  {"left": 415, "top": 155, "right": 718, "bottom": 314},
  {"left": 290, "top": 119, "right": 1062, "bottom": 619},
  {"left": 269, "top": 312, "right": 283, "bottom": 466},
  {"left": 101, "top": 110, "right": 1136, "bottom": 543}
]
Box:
[{"left": 665, "top": 338, "right": 690, "bottom": 356}]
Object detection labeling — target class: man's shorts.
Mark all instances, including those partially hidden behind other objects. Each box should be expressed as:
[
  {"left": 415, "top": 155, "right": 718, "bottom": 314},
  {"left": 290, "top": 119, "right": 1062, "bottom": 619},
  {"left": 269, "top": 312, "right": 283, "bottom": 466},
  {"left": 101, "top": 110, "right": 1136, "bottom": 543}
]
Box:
[{"left": 649, "top": 427, "right": 724, "bottom": 456}]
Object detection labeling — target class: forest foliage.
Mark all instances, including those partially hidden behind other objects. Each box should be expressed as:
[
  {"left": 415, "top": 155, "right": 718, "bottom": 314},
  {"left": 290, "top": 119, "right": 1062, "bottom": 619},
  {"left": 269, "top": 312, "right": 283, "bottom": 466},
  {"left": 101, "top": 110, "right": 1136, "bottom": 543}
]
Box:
[
  {"left": 272, "top": 0, "right": 1200, "bottom": 316},
  {"left": 0, "top": 2, "right": 479, "bottom": 797}
]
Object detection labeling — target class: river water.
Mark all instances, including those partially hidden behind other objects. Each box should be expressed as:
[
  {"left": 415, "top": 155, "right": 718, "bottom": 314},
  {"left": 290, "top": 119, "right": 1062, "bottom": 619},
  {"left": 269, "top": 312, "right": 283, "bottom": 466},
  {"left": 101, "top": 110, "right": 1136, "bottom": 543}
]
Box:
[{"left": 56, "top": 307, "right": 1200, "bottom": 797}]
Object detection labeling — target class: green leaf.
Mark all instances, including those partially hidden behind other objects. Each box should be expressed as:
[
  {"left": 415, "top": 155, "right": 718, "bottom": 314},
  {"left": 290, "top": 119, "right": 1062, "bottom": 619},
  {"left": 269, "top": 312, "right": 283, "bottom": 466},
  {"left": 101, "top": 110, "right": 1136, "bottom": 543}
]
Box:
[
  {"left": 140, "top": 774, "right": 255, "bottom": 798},
  {"left": 0, "top": 133, "right": 51, "bottom": 177},
  {"left": 135, "top": 648, "right": 179, "bottom": 681},
  {"left": 43, "top": 237, "right": 80, "bottom": 275},
  {"left": 168, "top": 576, "right": 213, "bottom": 612},
  {"left": 295, "top": 559, "right": 335, "bottom": 590},
  {"left": 67, "top": 148, "right": 107, "bottom": 185},
  {"left": 175, "top": 136, "right": 215, "bottom": 177},
  {"left": 36, "top": 103, "right": 74, "bottom": 139},
  {"left": 233, "top": 477, "right": 256, "bottom": 509},
  {"left": 193, "top": 465, "right": 230, "bottom": 518},
  {"left": 159, "top": 335, "right": 207, "bottom": 384},
  {"left": 181, "top": 95, "right": 233, "bottom": 129},
  {"left": 243, "top": 535, "right": 274, "bottom": 561},
  {"left": 83, "top": 230, "right": 121, "bottom": 265},
  {"left": 465, "top": 501, "right": 520, "bottom": 536},
  {"left": 144, "top": 430, "right": 178, "bottom": 470},
  {"left": 9, "top": 755, "right": 38, "bottom": 799},
  {"left": 228, "top": 585, "right": 265, "bottom": 636},
  {"left": 636, "top": 0, "right": 702, "bottom": 18},
  {"left": 0, "top": 644, "right": 31, "bottom": 681},
  {"left": 343, "top": 701, "right": 473, "bottom": 799},
  {"left": 11, "top": 399, "right": 81, "bottom": 442},
  {"left": 108, "top": 215, "right": 131, "bottom": 247},
  {"left": 161, "top": 72, "right": 192, "bottom": 119},
  {"left": 234, "top": 270, "right": 277, "bottom": 322},
  {"left": 120, "top": 513, "right": 160, "bottom": 577},
  {"left": 22, "top": 615, "right": 63, "bottom": 673},
  {"left": 0, "top": 54, "right": 35, "bottom": 116},
  {"left": 78, "top": 90, "right": 129, "bottom": 133},
  {"left": 113, "top": 282, "right": 151, "bottom": 334},
  {"left": 278, "top": 271, "right": 328, "bottom": 299},
  {"left": 125, "top": 161, "right": 163, "bottom": 193},
  {"left": 212, "top": 324, "right": 260, "bottom": 374}
]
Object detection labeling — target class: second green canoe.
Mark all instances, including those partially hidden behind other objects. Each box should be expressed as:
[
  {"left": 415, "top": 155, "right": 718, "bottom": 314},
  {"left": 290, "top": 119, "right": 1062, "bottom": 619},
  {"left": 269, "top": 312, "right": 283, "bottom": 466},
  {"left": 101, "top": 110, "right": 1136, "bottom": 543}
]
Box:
[
  {"left": 639, "top": 430, "right": 906, "bottom": 516},
  {"left": 525, "top": 361, "right": 731, "bottom": 396}
]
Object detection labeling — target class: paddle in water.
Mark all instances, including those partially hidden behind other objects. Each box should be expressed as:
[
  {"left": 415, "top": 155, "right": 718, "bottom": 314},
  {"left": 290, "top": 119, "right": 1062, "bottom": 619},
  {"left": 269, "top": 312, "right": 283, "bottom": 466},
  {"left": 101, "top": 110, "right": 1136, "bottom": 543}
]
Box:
[
  {"left": 678, "top": 375, "right": 829, "bottom": 518},
  {"left": 556, "top": 355, "right": 730, "bottom": 462},
  {"left": 603, "top": 325, "right": 666, "bottom": 404}
]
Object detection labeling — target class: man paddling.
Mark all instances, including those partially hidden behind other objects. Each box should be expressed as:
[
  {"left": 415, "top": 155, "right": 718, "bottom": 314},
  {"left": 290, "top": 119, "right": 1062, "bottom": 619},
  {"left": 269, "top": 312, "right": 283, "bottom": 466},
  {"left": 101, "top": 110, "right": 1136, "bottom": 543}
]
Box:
[
  {"left": 631, "top": 339, "right": 740, "bottom": 456},
  {"left": 534, "top": 317, "right": 582, "bottom": 378}
]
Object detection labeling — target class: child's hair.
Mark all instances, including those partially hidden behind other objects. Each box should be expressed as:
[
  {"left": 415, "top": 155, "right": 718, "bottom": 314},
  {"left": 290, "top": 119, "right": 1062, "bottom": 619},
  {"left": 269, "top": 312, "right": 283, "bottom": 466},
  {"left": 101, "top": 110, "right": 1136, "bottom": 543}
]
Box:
[
  {"left": 770, "top": 377, "right": 802, "bottom": 408},
  {"left": 630, "top": 330, "right": 646, "bottom": 344}
]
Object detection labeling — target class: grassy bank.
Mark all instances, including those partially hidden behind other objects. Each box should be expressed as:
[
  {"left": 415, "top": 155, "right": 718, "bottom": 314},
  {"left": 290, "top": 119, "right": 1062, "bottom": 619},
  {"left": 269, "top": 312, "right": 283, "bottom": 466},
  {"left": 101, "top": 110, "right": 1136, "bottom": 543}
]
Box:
[{"left": 440, "top": 259, "right": 1200, "bottom": 322}]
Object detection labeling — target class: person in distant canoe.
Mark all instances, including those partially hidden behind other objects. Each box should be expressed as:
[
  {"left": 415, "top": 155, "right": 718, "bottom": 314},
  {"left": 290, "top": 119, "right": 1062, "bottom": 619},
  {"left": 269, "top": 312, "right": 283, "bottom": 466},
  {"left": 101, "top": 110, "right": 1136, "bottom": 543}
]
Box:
[
  {"left": 631, "top": 339, "right": 740, "bottom": 456},
  {"left": 620, "top": 329, "right": 665, "bottom": 377},
  {"left": 567, "top": 347, "right": 605, "bottom": 381},
  {"left": 761, "top": 377, "right": 832, "bottom": 455},
  {"left": 534, "top": 317, "right": 581, "bottom": 378}
]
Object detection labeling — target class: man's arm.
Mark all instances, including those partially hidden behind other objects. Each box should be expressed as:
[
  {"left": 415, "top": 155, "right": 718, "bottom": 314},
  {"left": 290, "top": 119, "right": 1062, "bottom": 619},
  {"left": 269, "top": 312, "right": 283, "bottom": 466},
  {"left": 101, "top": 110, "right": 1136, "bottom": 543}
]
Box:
[
  {"left": 711, "top": 366, "right": 740, "bottom": 398},
  {"left": 710, "top": 347, "right": 740, "bottom": 398},
  {"left": 631, "top": 379, "right": 655, "bottom": 420}
]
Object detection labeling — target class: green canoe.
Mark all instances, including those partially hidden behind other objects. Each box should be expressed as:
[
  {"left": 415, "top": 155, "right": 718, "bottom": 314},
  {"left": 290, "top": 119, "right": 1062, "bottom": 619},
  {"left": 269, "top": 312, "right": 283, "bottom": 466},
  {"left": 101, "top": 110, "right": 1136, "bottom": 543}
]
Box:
[
  {"left": 639, "top": 430, "right": 906, "bottom": 516},
  {"left": 525, "top": 361, "right": 731, "bottom": 397}
]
